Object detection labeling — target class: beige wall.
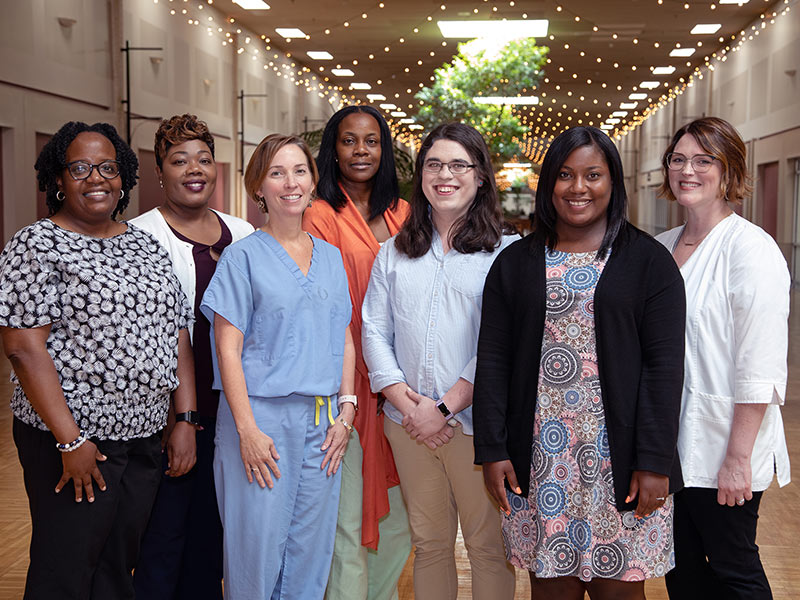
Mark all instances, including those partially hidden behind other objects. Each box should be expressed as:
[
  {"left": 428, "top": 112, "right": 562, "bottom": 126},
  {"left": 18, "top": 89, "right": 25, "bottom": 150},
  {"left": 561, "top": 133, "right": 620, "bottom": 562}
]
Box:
[
  {"left": 0, "top": 0, "right": 343, "bottom": 242},
  {"left": 621, "top": 0, "right": 800, "bottom": 275}
]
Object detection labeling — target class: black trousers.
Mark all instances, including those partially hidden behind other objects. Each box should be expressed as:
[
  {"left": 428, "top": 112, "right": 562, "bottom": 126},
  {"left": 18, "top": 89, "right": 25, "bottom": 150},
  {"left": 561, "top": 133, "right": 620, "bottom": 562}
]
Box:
[
  {"left": 133, "top": 416, "right": 223, "bottom": 600},
  {"left": 665, "top": 487, "right": 772, "bottom": 600},
  {"left": 13, "top": 418, "right": 162, "bottom": 600}
]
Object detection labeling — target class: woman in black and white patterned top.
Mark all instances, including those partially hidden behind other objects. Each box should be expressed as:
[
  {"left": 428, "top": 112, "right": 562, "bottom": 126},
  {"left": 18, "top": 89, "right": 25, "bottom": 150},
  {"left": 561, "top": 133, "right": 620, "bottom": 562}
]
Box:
[{"left": 0, "top": 121, "right": 196, "bottom": 600}]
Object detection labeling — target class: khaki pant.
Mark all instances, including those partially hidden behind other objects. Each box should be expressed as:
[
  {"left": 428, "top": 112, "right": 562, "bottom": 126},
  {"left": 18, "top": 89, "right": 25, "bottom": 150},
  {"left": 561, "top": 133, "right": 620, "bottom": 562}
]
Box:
[{"left": 385, "top": 419, "right": 515, "bottom": 600}]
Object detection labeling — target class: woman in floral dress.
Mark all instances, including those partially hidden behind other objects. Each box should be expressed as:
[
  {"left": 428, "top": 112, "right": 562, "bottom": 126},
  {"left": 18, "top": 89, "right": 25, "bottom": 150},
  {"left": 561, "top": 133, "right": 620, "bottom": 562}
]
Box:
[{"left": 473, "top": 126, "right": 686, "bottom": 599}]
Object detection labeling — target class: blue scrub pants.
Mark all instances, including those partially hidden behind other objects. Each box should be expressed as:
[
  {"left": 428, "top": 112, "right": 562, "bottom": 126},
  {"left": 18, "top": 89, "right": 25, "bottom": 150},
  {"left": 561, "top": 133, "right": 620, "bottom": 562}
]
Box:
[{"left": 214, "top": 392, "right": 342, "bottom": 600}]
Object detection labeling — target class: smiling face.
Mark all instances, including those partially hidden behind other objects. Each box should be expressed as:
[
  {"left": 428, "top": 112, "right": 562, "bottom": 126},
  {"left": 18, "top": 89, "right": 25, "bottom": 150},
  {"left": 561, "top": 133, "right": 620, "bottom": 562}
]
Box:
[
  {"left": 56, "top": 131, "right": 121, "bottom": 224},
  {"left": 421, "top": 139, "right": 478, "bottom": 225},
  {"left": 257, "top": 143, "right": 314, "bottom": 220},
  {"left": 336, "top": 111, "right": 382, "bottom": 185},
  {"left": 552, "top": 144, "right": 611, "bottom": 242},
  {"left": 667, "top": 133, "right": 725, "bottom": 211},
  {"left": 158, "top": 139, "right": 217, "bottom": 210}
]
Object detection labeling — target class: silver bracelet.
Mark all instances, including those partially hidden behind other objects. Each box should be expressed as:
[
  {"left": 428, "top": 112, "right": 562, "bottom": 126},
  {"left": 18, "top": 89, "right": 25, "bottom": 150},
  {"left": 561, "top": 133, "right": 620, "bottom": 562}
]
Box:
[{"left": 56, "top": 430, "right": 88, "bottom": 453}]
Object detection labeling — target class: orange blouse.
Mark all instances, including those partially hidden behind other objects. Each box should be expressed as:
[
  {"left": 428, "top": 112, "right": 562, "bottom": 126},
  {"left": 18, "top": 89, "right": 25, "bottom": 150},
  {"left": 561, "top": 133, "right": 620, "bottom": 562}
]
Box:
[{"left": 303, "top": 192, "right": 410, "bottom": 550}]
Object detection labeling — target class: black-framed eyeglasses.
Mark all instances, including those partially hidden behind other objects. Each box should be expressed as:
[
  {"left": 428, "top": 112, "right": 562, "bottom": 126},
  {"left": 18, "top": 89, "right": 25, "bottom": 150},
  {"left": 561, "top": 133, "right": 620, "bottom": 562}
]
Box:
[
  {"left": 665, "top": 153, "right": 718, "bottom": 173},
  {"left": 65, "top": 160, "right": 121, "bottom": 181},
  {"left": 422, "top": 160, "right": 477, "bottom": 175}
]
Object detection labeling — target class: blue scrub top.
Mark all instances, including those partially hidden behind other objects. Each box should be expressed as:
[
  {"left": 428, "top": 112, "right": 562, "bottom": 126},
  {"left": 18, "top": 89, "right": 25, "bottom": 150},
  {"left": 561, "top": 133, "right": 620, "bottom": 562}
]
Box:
[{"left": 200, "top": 230, "right": 351, "bottom": 398}]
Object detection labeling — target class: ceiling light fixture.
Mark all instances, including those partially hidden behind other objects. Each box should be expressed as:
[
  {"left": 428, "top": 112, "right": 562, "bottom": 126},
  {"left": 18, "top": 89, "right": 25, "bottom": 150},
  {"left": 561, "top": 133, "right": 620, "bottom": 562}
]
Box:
[
  {"left": 691, "top": 24, "right": 722, "bottom": 34},
  {"left": 349, "top": 82, "right": 372, "bottom": 90},
  {"left": 331, "top": 68, "right": 354, "bottom": 76},
  {"left": 638, "top": 81, "right": 660, "bottom": 89},
  {"left": 390, "top": 111, "right": 407, "bottom": 117},
  {"left": 629, "top": 93, "right": 648, "bottom": 100},
  {"left": 473, "top": 96, "right": 539, "bottom": 105},
  {"left": 652, "top": 66, "right": 676, "bottom": 75},
  {"left": 367, "top": 93, "right": 386, "bottom": 101},
  {"left": 233, "top": 0, "right": 270, "bottom": 9},
  {"left": 503, "top": 163, "right": 532, "bottom": 168},
  {"left": 306, "top": 51, "right": 333, "bottom": 60},
  {"left": 379, "top": 103, "right": 397, "bottom": 109},
  {"left": 670, "top": 48, "right": 696, "bottom": 57},
  {"left": 437, "top": 20, "right": 548, "bottom": 39},
  {"left": 275, "top": 27, "right": 307, "bottom": 38},
  {"left": 612, "top": 111, "right": 629, "bottom": 117},
  {"left": 620, "top": 102, "right": 638, "bottom": 109}
]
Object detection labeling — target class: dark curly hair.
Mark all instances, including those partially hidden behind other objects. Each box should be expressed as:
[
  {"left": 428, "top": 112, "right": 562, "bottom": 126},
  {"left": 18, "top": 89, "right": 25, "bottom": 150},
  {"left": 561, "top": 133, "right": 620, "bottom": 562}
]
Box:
[
  {"left": 395, "top": 122, "right": 512, "bottom": 258},
  {"left": 316, "top": 105, "right": 399, "bottom": 220},
  {"left": 154, "top": 113, "right": 215, "bottom": 169},
  {"left": 34, "top": 121, "right": 139, "bottom": 219}
]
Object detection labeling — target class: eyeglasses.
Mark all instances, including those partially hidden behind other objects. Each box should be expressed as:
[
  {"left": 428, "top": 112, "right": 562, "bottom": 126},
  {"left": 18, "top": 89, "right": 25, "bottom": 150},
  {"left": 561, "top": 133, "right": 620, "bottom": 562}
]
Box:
[
  {"left": 665, "top": 153, "right": 718, "bottom": 173},
  {"left": 422, "top": 160, "right": 477, "bottom": 175},
  {"left": 65, "top": 160, "right": 121, "bottom": 181}
]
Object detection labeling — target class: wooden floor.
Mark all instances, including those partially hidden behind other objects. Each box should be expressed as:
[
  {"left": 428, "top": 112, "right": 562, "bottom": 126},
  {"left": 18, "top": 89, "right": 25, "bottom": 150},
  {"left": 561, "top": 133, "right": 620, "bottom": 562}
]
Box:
[{"left": 2, "top": 296, "right": 800, "bottom": 599}]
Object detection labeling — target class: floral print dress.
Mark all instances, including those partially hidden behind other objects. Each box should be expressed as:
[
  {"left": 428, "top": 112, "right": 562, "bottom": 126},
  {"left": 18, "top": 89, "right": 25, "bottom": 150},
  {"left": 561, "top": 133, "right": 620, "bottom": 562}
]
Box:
[{"left": 502, "top": 250, "right": 674, "bottom": 581}]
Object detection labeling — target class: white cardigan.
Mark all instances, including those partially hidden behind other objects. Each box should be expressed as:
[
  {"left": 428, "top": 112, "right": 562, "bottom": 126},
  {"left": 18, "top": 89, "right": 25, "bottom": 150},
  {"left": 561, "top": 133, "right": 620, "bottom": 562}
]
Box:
[
  {"left": 656, "top": 213, "right": 791, "bottom": 491},
  {"left": 129, "top": 208, "right": 254, "bottom": 340}
]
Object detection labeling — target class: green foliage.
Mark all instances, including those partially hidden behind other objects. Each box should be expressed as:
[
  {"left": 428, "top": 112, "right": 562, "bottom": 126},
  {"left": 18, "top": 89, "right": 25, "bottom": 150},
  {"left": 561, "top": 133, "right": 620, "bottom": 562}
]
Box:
[{"left": 414, "top": 38, "right": 548, "bottom": 163}]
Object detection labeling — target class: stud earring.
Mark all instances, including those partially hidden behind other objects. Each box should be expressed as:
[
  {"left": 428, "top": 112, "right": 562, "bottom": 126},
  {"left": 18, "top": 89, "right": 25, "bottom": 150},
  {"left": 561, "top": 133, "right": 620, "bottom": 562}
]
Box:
[
  {"left": 159, "top": 180, "right": 163, "bottom": 189},
  {"left": 478, "top": 180, "right": 484, "bottom": 187}
]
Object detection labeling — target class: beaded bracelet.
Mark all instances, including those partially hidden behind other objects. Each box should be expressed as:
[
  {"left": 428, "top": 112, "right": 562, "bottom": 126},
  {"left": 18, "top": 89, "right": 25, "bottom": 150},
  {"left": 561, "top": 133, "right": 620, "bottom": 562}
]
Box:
[{"left": 56, "top": 430, "right": 88, "bottom": 453}]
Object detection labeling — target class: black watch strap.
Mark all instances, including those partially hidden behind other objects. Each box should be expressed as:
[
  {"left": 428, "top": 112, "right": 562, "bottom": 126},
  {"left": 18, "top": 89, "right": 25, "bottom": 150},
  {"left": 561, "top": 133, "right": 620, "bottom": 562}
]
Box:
[
  {"left": 437, "top": 401, "right": 453, "bottom": 420},
  {"left": 175, "top": 410, "right": 200, "bottom": 426}
]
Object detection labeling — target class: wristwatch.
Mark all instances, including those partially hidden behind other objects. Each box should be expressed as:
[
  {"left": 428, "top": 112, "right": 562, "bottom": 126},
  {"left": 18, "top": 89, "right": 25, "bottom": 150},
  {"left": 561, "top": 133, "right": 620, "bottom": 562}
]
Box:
[
  {"left": 436, "top": 401, "right": 459, "bottom": 428},
  {"left": 175, "top": 410, "right": 200, "bottom": 426}
]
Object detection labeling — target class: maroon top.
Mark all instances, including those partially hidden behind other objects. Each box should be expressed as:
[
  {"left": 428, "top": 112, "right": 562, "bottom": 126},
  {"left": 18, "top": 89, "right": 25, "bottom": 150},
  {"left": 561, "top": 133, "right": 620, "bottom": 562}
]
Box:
[{"left": 168, "top": 213, "right": 233, "bottom": 418}]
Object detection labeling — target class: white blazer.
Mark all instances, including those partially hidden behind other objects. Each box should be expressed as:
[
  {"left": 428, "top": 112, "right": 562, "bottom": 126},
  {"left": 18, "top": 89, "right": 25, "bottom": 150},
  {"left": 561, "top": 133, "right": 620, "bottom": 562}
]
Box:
[
  {"left": 656, "top": 213, "right": 791, "bottom": 491},
  {"left": 129, "top": 207, "right": 254, "bottom": 340}
]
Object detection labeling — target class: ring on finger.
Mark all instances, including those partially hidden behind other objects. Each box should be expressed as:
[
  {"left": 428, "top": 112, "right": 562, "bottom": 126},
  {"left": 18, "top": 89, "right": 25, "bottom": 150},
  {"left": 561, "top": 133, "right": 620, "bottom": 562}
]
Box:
[
  {"left": 656, "top": 497, "right": 666, "bottom": 501},
  {"left": 737, "top": 498, "right": 745, "bottom": 505}
]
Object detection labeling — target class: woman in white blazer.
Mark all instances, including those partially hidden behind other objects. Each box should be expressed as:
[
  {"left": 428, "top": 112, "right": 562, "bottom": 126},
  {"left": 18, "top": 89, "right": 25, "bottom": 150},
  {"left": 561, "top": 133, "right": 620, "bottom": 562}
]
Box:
[
  {"left": 655, "top": 117, "right": 790, "bottom": 600},
  {"left": 131, "top": 114, "right": 254, "bottom": 600}
]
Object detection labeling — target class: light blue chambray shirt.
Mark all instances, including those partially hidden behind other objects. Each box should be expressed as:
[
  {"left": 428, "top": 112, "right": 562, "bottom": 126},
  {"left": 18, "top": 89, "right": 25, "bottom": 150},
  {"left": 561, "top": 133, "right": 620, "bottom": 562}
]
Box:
[{"left": 362, "top": 229, "right": 519, "bottom": 435}]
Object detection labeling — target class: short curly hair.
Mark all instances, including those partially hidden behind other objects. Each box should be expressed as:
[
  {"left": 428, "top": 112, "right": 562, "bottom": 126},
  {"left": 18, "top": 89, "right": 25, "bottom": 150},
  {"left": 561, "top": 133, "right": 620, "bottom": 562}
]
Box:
[
  {"left": 34, "top": 121, "right": 138, "bottom": 219},
  {"left": 154, "top": 114, "right": 215, "bottom": 169}
]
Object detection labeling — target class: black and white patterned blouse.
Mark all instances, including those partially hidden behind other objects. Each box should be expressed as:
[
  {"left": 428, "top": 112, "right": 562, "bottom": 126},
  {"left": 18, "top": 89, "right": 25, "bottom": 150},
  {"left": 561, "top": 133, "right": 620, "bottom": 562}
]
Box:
[{"left": 0, "top": 219, "right": 193, "bottom": 440}]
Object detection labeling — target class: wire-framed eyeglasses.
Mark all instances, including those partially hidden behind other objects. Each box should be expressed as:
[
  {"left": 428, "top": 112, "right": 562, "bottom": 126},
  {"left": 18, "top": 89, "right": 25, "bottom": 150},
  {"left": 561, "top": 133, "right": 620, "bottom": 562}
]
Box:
[
  {"left": 65, "top": 160, "right": 121, "bottom": 181},
  {"left": 422, "top": 160, "right": 477, "bottom": 175},
  {"left": 665, "top": 153, "right": 718, "bottom": 173}
]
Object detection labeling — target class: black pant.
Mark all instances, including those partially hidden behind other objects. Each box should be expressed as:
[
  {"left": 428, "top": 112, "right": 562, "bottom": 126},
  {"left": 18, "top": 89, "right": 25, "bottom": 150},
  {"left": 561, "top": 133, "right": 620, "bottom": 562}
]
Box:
[
  {"left": 133, "top": 416, "right": 223, "bottom": 600},
  {"left": 665, "top": 487, "right": 772, "bottom": 600},
  {"left": 13, "top": 418, "right": 162, "bottom": 600}
]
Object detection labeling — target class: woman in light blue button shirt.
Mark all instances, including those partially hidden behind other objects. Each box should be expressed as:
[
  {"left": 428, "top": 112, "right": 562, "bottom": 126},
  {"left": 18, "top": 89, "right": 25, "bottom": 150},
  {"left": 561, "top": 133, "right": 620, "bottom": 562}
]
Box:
[{"left": 362, "top": 122, "right": 519, "bottom": 600}]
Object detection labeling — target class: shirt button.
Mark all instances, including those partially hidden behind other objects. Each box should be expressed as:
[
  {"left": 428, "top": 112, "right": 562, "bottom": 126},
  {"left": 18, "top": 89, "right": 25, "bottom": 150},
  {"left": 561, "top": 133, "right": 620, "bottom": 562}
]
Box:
[
  {"left": 430, "top": 321, "right": 435, "bottom": 327},
  {"left": 428, "top": 353, "right": 433, "bottom": 358}
]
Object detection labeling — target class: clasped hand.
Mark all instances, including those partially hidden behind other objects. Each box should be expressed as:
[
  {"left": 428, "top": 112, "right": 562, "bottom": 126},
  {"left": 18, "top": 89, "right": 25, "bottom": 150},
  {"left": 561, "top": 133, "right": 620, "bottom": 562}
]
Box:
[{"left": 402, "top": 389, "right": 454, "bottom": 449}]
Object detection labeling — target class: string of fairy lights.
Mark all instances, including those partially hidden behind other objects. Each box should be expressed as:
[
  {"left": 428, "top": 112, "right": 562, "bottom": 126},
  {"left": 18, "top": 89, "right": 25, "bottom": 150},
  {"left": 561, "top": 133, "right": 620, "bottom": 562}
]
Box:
[
  {"left": 152, "top": 0, "right": 795, "bottom": 161},
  {"left": 616, "top": 0, "right": 795, "bottom": 142}
]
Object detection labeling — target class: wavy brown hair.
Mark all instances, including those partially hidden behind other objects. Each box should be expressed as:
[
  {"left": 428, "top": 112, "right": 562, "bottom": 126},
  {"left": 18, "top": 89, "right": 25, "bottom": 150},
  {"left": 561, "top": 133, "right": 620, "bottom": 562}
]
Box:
[
  {"left": 659, "top": 116, "right": 752, "bottom": 204},
  {"left": 394, "top": 122, "right": 511, "bottom": 258},
  {"left": 154, "top": 114, "right": 215, "bottom": 169}
]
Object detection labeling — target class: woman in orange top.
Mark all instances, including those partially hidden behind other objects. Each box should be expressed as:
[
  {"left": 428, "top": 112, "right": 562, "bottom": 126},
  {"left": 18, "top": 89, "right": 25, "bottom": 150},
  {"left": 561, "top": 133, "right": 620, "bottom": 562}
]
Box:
[{"left": 303, "top": 105, "right": 411, "bottom": 600}]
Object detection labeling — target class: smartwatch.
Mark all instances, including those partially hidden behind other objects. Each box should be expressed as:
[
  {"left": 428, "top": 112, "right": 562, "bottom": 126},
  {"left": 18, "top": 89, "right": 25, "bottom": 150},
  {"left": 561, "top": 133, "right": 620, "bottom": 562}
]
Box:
[
  {"left": 175, "top": 410, "right": 200, "bottom": 426},
  {"left": 436, "top": 400, "right": 453, "bottom": 420}
]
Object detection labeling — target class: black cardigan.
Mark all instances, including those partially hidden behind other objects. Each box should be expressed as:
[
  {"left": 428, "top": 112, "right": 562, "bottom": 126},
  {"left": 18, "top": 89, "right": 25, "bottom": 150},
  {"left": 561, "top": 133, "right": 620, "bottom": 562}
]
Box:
[{"left": 473, "top": 223, "right": 685, "bottom": 512}]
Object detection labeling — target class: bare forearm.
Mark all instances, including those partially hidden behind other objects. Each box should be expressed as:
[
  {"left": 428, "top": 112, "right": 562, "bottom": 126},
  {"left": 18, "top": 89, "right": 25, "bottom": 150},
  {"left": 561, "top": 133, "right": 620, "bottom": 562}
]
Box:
[
  {"left": 725, "top": 403, "right": 769, "bottom": 461},
  {"left": 214, "top": 315, "right": 258, "bottom": 436},
  {"left": 381, "top": 382, "right": 416, "bottom": 416},
  {"left": 339, "top": 327, "right": 355, "bottom": 397},
  {"left": 440, "top": 378, "right": 473, "bottom": 414},
  {"left": 172, "top": 329, "right": 197, "bottom": 413}
]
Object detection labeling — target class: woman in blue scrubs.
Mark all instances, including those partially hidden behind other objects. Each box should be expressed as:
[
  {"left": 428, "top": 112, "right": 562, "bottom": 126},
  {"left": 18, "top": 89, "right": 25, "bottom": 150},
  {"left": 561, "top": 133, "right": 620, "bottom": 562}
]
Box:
[{"left": 201, "top": 134, "right": 356, "bottom": 599}]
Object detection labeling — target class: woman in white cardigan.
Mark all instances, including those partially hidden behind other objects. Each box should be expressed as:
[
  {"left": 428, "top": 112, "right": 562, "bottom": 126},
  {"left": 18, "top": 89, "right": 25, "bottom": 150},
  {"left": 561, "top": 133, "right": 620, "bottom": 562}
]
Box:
[
  {"left": 131, "top": 114, "right": 253, "bottom": 600},
  {"left": 655, "top": 117, "right": 790, "bottom": 600}
]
